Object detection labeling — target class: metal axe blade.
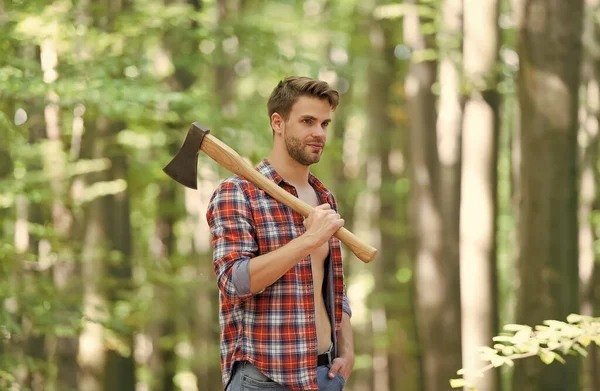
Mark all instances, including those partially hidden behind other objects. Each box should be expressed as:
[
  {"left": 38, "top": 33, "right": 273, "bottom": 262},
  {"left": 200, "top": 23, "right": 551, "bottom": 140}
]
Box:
[{"left": 162, "top": 122, "right": 211, "bottom": 189}]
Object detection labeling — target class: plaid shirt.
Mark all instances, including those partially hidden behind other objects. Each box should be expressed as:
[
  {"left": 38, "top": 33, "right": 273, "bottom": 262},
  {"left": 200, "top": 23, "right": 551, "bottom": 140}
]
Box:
[{"left": 206, "top": 159, "right": 352, "bottom": 391}]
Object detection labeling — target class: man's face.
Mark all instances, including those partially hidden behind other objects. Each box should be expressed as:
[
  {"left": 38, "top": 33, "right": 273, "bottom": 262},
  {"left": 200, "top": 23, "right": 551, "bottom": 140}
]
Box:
[{"left": 281, "top": 96, "right": 331, "bottom": 166}]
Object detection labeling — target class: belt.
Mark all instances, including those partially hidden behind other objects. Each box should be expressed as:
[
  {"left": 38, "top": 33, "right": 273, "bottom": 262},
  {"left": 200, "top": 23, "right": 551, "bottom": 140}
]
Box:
[{"left": 317, "top": 344, "right": 334, "bottom": 366}]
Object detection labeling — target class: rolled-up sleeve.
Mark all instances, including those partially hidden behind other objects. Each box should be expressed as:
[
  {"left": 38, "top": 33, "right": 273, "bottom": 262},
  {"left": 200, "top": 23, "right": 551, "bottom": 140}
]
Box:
[
  {"left": 206, "top": 179, "right": 257, "bottom": 305},
  {"left": 342, "top": 291, "right": 352, "bottom": 318}
]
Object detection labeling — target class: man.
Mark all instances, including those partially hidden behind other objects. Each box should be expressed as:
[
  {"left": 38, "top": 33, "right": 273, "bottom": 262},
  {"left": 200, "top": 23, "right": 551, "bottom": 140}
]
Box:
[{"left": 206, "top": 76, "right": 354, "bottom": 391}]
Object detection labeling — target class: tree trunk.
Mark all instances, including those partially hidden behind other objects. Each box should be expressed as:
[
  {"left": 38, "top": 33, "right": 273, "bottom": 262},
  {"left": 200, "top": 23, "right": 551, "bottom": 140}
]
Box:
[
  {"left": 579, "top": 1, "right": 600, "bottom": 388},
  {"left": 89, "top": 1, "right": 137, "bottom": 389},
  {"left": 104, "top": 121, "right": 136, "bottom": 391},
  {"left": 459, "top": 1, "right": 500, "bottom": 391},
  {"left": 146, "top": 2, "right": 203, "bottom": 389},
  {"left": 20, "top": 116, "right": 48, "bottom": 391},
  {"left": 436, "top": 0, "right": 464, "bottom": 384},
  {"left": 513, "top": 0, "right": 584, "bottom": 390},
  {"left": 16, "top": 44, "right": 50, "bottom": 391},
  {"left": 367, "top": 9, "right": 402, "bottom": 391},
  {"left": 77, "top": 117, "right": 110, "bottom": 391},
  {"left": 40, "top": 30, "right": 81, "bottom": 391},
  {"left": 367, "top": 6, "right": 422, "bottom": 390},
  {"left": 214, "top": 0, "right": 238, "bottom": 117},
  {"left": 148, "top": 143, "right": 180, "bottom": 391},
  {"left": 404, "top": 1, "right": 460, "bottom": 390}
]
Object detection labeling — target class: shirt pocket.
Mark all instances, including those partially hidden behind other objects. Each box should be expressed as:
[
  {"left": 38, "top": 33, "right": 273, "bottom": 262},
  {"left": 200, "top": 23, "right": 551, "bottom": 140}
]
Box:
[{"left": 255, "top": 221, "right": 296, "bottom": 253}]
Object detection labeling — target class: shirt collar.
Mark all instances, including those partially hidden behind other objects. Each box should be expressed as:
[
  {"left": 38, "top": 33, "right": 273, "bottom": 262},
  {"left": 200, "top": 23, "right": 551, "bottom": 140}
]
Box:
[{"left": 257, "top": 158, "right": 330, "bottom": 196}]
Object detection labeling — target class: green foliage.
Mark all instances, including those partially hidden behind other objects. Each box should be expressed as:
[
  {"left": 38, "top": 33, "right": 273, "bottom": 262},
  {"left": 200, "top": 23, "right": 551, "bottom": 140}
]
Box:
[{"left": 450, "top": 314, "right": 600, "bottom": 389}]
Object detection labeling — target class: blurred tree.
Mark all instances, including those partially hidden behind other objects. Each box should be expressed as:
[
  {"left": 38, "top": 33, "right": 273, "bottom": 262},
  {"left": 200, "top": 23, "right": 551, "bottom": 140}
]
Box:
[
  {"left": 22, "top": 116, "right": 47, "bottom": 391},
  {"left": 579, "top": 0, "right": 600, "bottom": 388},
  {"left": 42, "top": 3, "right": 82, "bottom": 387},
  {"left": 512, "top": 0, "right": 585, "bottom": 390},
  {"left": 78, "top": 116, "right": 110, "bottom": 391},
  {"left": 436, "top": 0, "right": 464, "bottom": 386},
  {"left": 146, "top": 1, "right": 204, "bottom": 390},
  {"left": 459, "top": 1, "right": 500, "bottom": 390},
  {"left": 404, "top": 0, "right": 462, "bottom": 389},
  {"left": 78, "top": 1, "right": 136, "bottom": 389},
  {"left": 366, "top": 3, "right": 414, "bottom": 391}
]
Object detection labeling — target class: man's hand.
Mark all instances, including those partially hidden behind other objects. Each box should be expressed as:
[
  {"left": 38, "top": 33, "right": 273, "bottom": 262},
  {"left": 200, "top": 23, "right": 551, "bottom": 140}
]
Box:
[
  {"left": 330, "top": 312, "right": 354, "bottom": 381},
  {"left": 328, "top": 355, "right": 354, "bottom": 381},
  {"left": 303, "top": 203, "right": 344, "bottom": 248}
]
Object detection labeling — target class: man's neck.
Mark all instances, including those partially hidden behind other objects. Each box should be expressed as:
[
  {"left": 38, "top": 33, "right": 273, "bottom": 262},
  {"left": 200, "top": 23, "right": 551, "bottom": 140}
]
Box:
[{"left": 267, "top": 151, "right": 310, "bottom": 188}]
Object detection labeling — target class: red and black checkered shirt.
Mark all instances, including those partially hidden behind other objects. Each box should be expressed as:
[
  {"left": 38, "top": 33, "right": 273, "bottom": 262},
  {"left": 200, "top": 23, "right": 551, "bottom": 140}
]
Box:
[{"left": 206, "top": 159, "right": 352, "bottom": 391}]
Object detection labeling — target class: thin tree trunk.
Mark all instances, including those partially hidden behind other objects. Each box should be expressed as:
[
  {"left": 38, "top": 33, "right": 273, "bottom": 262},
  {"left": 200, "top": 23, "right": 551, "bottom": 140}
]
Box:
[
  {"left": 40, "top": 31, "right": 81, "bottom": 391},
  {"left": 404, "top": 2, "right": 457, "bottom": 390},
  {"left": 19, "top": 134, "right": 48, "bottom": 391},
  {"left": 19, "top": 45, "right": 50, "bottom": 391},
  {"left": 579, "top": 1, "right": 600, "bottom": 387},
  {"left": 95, "top": 1, "right": 137, "bottom": 388},
  {"left": 143, "top": 2, "right": 203, "bottom": 389},
  {"left": 367, "top": 10, "right": 393, "bottom": 391},
  {"left": 147, "top": 145, "right": 179, "bottom": 391},
  {"left": 512, "top": 0, "right": 584, "bottom": 390},
  {"left": 436, "top": 0, "right": 464, "bottom": 384},
  {"left": 104, "top": 120, "right": 136, "bottom": 391},
  {"left": 459, "top": 1, "right": 500, "bottom": 391},
  {"left": 77, "top": 117, "right": 110, "bottom": 391},
  {"left": 214, "top": 0, "right": 237, "bottom": 117}
]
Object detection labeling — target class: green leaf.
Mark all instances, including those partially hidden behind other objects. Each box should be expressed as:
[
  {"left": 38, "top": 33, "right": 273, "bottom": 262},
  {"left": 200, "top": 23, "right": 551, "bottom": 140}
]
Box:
[
  {"left": 491, "top": 356, "right": 506, "bottom": 368},
  {"left": 572, "top": 343, "right": 588, "bottom": 357},
  {"left": 492, "top": 335, "right": 513, "bottom": 343},
  {"left": 544, "top": 320, "right": 567, "bottom": 329},
  {"left": 554, "top": 353, "right": 567, "bottom": 364},
  {"left": 540, "top": 351, "right": 555, "bottom": 365},
  {"left": 449, "top": 379, "right": 466, "bottom": 388},
  {"left": 580, "top": 336, "right": 592, "bottom": 347},
  {"left": 503, "top": 323, "right": 531, "bottom": 332},
  {"left": 512, "top": 329, "right": 532, "bottom": 344}
]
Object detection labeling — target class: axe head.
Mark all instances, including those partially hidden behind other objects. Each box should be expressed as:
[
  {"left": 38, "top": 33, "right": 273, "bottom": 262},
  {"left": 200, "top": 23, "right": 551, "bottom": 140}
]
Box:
[{"left": 162, "top": 122, "right": 211, "bottom": 189}]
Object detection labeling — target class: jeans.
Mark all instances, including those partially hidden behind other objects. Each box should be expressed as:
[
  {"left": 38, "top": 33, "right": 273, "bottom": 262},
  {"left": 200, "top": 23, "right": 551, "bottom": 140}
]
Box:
[{"left": 227, "top": 361, "right": 345, "bottom": 391}]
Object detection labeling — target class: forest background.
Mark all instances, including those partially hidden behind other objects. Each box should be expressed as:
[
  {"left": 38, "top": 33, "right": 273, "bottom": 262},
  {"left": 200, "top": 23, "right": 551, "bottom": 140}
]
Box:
[{"left": 1, "top": 0, "right": 600, "bottom": 391}]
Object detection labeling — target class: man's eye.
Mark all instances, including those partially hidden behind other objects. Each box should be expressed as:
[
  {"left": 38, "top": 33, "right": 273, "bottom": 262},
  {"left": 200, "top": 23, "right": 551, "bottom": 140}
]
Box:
[
  {"left": 303, "top": 119, "right": 312, "bottom": 124},
  {"left": 323, "top": 122, "right": 330, "bottom": 128}
]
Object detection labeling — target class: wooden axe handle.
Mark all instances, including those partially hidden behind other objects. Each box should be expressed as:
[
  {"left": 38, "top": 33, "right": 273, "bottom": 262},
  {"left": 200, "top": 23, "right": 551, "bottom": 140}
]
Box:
[{"left": 201, "top": 134, "right": 377, "bottom": 263}]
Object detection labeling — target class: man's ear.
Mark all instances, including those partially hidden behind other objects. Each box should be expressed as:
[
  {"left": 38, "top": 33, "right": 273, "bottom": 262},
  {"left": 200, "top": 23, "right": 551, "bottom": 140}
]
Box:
[{"left": 271, "top": 113, "right": 284, "bottom": 135}]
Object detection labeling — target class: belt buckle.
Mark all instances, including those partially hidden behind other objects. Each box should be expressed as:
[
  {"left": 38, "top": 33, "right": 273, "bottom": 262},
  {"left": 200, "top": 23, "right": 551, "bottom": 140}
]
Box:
[{"left": 327, "top": 345, "right": 333, "bottom": 364}]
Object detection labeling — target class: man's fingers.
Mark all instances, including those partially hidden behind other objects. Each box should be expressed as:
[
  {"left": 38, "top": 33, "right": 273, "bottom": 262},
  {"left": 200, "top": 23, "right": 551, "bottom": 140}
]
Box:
[
  {"left": 328, "top": 361, "right": 343, "bottom": 378},
  {"left": 316, "top": 203, "right": 332, "bottom": 210}
]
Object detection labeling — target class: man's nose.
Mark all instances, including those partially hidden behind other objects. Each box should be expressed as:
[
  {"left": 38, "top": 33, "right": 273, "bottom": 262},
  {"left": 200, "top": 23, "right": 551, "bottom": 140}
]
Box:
[{"left": 311, "top": 125, "right": 327, "bottom": 138}]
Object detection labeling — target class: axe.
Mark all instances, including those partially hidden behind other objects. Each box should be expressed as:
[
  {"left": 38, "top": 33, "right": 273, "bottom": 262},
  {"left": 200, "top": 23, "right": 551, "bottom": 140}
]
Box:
[{"left": 163, "top": 122, "right": 377, "bottom": 263}]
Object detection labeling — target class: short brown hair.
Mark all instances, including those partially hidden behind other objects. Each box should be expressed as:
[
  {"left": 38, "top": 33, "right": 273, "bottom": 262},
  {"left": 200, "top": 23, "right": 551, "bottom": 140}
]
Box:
[{"left": 267, "top": 76, "right": 339, "bottom": 122}]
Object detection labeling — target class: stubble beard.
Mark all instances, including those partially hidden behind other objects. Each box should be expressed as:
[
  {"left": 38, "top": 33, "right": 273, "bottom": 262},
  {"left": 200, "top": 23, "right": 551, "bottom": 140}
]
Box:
[{"left": 284, "top": 132, "right": 321, "bottom": 166}]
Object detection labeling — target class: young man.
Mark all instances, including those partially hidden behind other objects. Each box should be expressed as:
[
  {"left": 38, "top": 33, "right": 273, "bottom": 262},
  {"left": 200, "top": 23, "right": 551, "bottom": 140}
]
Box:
[{"left": 206, "top": 76, "right": 354, "bottom": 391}]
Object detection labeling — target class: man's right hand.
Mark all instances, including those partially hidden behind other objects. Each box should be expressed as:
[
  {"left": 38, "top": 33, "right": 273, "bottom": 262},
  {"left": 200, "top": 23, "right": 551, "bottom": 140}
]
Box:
[
  {"left": 303, "top": 203, "right": 345, "bottom": 248},
  {"left": 246, "top": 203, "right": 344, "bottom": 294}
]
